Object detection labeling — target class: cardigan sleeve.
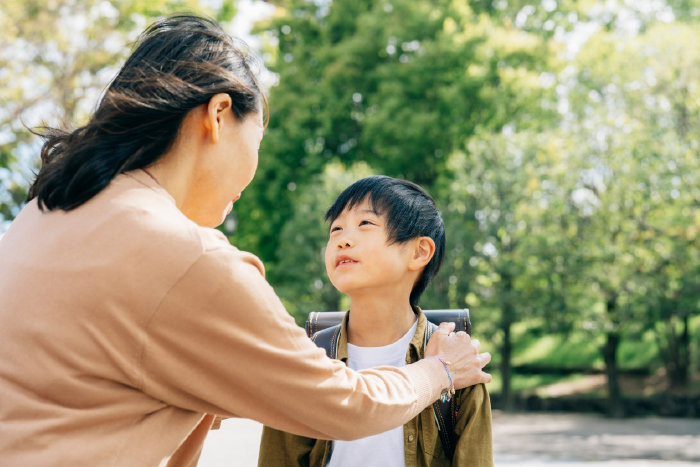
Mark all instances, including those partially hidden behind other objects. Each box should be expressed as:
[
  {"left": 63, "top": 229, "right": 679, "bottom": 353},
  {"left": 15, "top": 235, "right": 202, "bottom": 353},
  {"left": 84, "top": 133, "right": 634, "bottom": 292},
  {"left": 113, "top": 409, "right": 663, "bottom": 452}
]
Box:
[{"left": 139, "top": 245, "right": 446, "bottom": 441}]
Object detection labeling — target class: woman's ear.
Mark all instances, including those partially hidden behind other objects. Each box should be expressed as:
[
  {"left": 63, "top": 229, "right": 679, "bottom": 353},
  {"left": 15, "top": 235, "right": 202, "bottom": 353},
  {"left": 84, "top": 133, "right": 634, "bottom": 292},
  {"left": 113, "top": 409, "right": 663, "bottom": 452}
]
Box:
[
  {"left": 408, "top": 236, "right": 436, "bottom": 271},
  {"left": 203, "top": 93, "right": 233, "bottom": 144}
]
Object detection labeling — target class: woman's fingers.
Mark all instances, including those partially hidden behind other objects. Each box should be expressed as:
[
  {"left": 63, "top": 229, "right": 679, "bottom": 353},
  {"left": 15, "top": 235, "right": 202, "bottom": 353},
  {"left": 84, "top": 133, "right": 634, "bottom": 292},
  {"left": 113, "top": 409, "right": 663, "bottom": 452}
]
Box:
[
  {"left": 436, "top": 321, "right": 456, "bottom": 335},
  {"left": 478, "top": 351, "right": 491, "bottom": 368},
  {"left": 469, "top": 354, "right": 492, "bottom": 384},
  {"left": 471, "top": 338, "right": 480, "bottom": 352},
  {"left": 424, "top": 322, "right": 492, "bottom": 388}
]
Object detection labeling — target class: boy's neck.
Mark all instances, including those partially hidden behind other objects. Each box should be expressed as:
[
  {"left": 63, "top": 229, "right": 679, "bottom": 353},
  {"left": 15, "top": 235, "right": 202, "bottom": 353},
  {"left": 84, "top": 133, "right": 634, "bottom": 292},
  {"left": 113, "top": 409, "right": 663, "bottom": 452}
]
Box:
[{"left": 346, "top": 293, "right": 417, "bottom": 347}]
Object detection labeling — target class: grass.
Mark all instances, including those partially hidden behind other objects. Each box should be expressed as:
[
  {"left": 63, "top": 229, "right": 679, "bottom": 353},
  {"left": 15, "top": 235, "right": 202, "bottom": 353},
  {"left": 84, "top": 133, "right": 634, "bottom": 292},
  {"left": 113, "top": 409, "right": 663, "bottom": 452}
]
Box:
[
  {"left": 512, "top": 333, "right": 602, "bottom": 369},
  {"left": 487, "top": 372, "right": 588, "bottom": 394},
  {"left": 507, "top": 322, "right": 666, "bottom": 371},
  {"left": 479, "top": 315, "right": 700, "bottom": 398}
]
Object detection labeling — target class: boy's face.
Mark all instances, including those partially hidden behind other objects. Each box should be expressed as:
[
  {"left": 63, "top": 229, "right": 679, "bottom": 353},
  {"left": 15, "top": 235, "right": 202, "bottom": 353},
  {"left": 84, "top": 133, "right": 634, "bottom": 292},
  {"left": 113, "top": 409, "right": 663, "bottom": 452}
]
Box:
[{"left": 324, "top": 198, "right": 416, "bottom": 297}]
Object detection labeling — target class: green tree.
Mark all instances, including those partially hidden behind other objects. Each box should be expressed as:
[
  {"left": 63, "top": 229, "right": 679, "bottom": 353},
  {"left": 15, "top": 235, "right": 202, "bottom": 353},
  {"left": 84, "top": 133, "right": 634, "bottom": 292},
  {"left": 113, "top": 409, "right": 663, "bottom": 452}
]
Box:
[
  {"left": 557, "top": 20, "right": 700, "bottom": 412},
  {"left": 438, "top": 127, "right": 574, "bottom": 409}
]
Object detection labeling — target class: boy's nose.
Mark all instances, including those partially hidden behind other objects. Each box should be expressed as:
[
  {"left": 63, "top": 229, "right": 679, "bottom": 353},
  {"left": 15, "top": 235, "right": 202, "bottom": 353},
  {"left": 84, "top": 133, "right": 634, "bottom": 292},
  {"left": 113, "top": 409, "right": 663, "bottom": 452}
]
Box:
[{"left": 336, "top": 237, "right": 353, "bottom": 249}]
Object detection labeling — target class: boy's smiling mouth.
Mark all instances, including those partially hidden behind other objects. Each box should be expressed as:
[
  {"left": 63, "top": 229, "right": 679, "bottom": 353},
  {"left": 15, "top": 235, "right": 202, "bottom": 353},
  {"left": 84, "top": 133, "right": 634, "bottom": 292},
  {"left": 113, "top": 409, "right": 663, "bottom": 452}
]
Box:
[{"left": 335, "top": 255, "right": 358, "bottom": 268}]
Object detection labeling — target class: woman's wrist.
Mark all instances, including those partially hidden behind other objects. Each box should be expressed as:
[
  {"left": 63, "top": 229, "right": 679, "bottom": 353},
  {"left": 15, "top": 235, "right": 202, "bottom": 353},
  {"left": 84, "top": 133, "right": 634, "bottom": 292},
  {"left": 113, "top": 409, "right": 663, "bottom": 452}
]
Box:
[
  {"left": 400, "top": 358, "right": 447, "bottom": 409},
  {"left": 435, "top": 357, "right": 455, "bottom": 402},
  {"left": 425, "top": 356, "right": 453, "bottom": 396}
]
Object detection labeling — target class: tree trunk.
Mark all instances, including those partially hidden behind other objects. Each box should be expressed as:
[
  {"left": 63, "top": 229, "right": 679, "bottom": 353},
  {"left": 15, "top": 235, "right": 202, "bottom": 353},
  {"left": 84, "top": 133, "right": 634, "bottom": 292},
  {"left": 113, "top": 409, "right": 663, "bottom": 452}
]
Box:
[
  {"left": 669, "top": 313, "right": 690, "bottom": 388},
  {"left": 602, "top": 331, "right": 623, "bottom": 417},
  {"left": 500, "top": 272, "right": 515, "bottom": 411},
  {"left": 602, "top": 296, "right": 624, "bottom": 418},
  {"left": 500, "top": 318, "right": 513, "bottom": 410}
]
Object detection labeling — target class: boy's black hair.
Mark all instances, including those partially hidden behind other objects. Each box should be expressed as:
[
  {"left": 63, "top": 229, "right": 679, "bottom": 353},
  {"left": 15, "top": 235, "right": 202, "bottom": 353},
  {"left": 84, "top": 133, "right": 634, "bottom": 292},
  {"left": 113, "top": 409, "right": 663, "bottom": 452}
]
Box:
[{"left": 325, "top": 175, "right": 445, "bottom": 306}]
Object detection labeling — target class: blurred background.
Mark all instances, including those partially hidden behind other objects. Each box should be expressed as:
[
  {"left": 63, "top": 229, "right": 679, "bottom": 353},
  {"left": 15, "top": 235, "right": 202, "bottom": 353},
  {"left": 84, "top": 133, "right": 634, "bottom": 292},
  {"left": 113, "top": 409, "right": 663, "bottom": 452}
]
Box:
[{"left": 1, "top": 0, "right": 698, "bottom": 427}]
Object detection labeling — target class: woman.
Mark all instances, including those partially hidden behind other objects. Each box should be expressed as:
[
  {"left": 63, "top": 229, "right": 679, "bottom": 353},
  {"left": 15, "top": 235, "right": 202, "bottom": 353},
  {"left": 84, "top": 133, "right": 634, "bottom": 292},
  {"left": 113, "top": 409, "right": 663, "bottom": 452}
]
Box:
[{"left": 0, "top": 15, "right": 491, "bottom": 466}]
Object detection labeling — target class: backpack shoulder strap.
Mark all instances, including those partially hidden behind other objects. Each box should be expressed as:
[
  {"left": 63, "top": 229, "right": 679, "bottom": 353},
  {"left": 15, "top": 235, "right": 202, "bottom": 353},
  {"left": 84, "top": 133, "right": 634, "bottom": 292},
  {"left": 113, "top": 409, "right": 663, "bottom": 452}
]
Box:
[
  {"left": 311, "top": 324, "right": 342, "bottom": 359},
  {"left": 425, "top": 322, "right": 457, "bottom": 462}
]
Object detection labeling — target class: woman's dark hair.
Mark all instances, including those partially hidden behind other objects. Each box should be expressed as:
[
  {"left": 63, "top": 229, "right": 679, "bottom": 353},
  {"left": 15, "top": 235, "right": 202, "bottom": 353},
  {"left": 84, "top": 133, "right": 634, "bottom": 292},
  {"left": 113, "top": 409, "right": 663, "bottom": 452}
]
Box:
[
  {"left": 28, "top": 14, "right": 267, "bottom": 211},
  {"left": 325, "top": 176, "right": 446, "bottom": 307}
]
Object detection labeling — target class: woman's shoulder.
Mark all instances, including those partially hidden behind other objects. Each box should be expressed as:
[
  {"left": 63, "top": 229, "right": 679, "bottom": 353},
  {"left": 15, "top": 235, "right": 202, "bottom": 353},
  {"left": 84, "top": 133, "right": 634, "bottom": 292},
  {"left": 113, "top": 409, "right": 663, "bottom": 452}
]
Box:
[
  {"left": 93, "top": 172, "right": 265, "bottom": 273},
  {"left": 193, "top": 227, "right": 266, "bottom": 278}
]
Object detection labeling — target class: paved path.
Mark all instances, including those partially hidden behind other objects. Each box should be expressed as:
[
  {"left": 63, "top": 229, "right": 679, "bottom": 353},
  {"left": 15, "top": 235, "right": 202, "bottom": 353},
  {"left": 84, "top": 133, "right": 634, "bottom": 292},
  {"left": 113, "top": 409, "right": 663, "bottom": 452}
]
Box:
[
  {"left": 490, "top": 411, "right": 700, "bottom": 466},
  {"left": 197, "top": 412, "right": 700, "bottom": 466}
]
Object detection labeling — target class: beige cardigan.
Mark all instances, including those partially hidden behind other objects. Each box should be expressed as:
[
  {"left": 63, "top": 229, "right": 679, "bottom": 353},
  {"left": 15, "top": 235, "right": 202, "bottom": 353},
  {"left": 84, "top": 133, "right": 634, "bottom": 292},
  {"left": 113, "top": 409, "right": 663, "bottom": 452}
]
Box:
[{"left": 0, "top": 170, "right": 445, "bottom": 466}]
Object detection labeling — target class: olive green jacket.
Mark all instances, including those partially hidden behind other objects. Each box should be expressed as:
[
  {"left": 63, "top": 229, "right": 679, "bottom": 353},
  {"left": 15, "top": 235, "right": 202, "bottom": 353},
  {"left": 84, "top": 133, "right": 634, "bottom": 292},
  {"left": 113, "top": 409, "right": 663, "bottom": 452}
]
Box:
[{"left": 258, "top": 310, "right": 493, "bottom": 466}]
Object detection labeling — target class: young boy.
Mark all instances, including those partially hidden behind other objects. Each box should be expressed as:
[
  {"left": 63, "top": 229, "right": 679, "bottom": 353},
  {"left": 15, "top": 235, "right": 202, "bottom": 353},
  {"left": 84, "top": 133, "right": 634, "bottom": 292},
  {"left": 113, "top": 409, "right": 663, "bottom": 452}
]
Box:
[{"left": 258, "top": 176, "right": 493, "bottom": 466}]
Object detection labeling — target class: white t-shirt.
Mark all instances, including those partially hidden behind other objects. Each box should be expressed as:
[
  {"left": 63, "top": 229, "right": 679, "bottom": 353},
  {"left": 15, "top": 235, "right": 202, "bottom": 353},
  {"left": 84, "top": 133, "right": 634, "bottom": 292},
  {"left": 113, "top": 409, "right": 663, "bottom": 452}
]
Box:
[{"left": 327, "top": 319, "right": 418, "bottom": 467}]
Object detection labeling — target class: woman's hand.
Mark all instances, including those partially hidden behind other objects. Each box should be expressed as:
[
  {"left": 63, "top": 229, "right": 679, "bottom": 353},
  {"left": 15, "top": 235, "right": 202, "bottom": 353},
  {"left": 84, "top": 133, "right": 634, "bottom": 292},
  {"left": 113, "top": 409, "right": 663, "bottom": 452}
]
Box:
[{"left": 425, "top": 322, "right": 492, "bottom": 389}]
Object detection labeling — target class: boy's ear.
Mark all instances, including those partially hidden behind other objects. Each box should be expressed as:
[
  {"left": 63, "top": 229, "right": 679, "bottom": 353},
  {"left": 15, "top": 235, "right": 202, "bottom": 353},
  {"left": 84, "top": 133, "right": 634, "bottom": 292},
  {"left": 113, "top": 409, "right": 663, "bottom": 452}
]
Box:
[{"left": 408, "top": 236, "right": 435, "bottom": 271}]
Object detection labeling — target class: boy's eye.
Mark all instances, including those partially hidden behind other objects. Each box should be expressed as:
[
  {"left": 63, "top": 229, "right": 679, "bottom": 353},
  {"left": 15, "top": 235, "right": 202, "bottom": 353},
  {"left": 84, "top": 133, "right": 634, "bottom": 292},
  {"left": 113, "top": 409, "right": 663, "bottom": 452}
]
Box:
[
  {"left": 359, "top": 220, "right": 374, "bottom": 226},
  {"left": 330, "top": 226, "right": 342, "bottom": 233}
]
